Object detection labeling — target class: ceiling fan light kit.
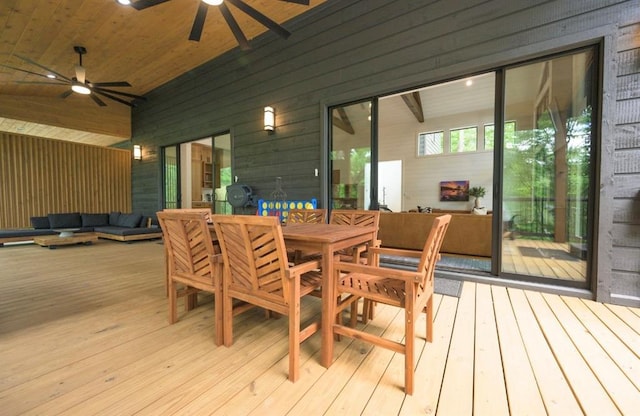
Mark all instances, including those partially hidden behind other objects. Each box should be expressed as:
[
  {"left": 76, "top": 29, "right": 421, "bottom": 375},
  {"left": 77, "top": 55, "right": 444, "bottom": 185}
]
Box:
[{"left": 71, "top": 80, "right": 91, "bottom": 95}]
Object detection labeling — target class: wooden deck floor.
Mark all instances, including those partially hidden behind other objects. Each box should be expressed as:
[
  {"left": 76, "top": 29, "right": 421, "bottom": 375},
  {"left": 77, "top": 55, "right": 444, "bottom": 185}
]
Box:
[{"left": 1, "top": 240, "right": 638, "bottom": 415}]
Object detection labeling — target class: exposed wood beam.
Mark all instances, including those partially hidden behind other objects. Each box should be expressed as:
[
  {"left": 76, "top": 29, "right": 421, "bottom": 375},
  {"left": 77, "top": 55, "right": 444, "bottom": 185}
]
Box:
[
  {"left": 401, "top": 91, "right": 424, "bottom": 123},
  {"left": 332, "top": 107, "right": 354, "bottom": 134}
]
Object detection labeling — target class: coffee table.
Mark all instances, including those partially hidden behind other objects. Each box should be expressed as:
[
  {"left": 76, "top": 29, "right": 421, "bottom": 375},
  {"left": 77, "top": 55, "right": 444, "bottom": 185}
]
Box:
[{"left": 34, "top": 231, "right": 98, "bottom": 249}]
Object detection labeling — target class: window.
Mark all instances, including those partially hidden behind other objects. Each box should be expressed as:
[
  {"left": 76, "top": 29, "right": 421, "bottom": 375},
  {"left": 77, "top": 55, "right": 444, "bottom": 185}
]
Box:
[
  {"left": 417, "top": 131, "right": 444, "bottom": 156},
  {"left": 484, "top": 121, "right": 516, "bottom": 150},
  {"left": 450, "top": 127, "right": 478, "bottom": 152}
]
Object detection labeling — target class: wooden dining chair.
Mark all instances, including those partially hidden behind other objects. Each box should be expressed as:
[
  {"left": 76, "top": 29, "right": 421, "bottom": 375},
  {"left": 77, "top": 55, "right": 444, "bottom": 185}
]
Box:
[
  {"left": 157, "top": 210, "right": 224, "bottom": 345},
  {"left": 330, "top": 209, "right": 381, "bottom": 323},
  {"left": 286, "top": 208, "right": 327, "bottom": 224},
  {"left": 161, "top": 208, "right": 216, "bottom": 299},
  {"left": 211, "top": 214, "right": 323, "bottom": 382},
  {"left": 285, "top": 208, "right": 327, "bottom": 263},
  {"left": 332, "top": 214, "right": 451, "bottom": 395},
  {"left": 329, "top": 209, "right": 381, "bottom": 263}
]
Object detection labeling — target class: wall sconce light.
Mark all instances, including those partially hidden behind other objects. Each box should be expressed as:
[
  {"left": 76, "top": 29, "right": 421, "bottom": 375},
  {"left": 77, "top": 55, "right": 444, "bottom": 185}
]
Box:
[
  {"left": 264, "top": 106, "right": 275, "bottom": 132},
  {"left": 133, "top": 144, "right": 142, "bottom": 160}
]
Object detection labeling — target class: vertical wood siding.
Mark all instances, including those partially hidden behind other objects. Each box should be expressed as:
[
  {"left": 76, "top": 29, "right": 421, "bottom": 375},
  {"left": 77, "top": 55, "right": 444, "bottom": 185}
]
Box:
[
  {"left": 0, "top": 133, "right": 131, "bottom": 228},
  {"left": 131, "top": 0, "right": 639, "bottom": 304}
]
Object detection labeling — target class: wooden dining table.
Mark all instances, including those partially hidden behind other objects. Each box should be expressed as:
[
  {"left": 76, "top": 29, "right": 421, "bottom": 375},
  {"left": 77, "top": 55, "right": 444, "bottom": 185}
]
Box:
[
  {"left": 279, "top": 222, "right": 378, "bottom": 367},
  {"left": 204, "top": 221, "right": 376, "bottom": 367}
]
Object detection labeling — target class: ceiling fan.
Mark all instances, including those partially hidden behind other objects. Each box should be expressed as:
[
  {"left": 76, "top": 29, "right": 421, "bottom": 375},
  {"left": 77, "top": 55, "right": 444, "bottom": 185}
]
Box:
[
  {"left": 126, "top": 0, "right": 310, "bottom": 50},
  {"left": 2, "top": 46, "right": 146, "bottom": 107}
]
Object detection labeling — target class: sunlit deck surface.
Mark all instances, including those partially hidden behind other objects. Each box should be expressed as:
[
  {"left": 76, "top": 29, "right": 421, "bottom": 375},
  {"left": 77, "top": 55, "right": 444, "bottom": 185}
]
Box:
[{"left": 1, "top": 239, "right": 637, "bottom": 415}]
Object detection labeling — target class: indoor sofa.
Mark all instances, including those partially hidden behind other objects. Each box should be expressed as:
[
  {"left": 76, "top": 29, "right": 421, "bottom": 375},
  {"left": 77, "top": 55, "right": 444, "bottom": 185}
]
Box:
[
  {"left": 376, "top": 211, "right": 492, "bottom": 269},
  {"left": 0, "top": 212, "right": 162, "bottom": 246}
]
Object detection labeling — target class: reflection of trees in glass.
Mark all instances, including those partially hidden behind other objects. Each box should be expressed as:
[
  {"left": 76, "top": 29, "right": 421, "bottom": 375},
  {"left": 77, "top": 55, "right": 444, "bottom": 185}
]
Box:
[
  {"left": 220, "top": 167, "right": 231, "bottom": 186},
  {"left": 485, "top": 121, "right": 516, "bottom": 150},
  {"left": 504, "top": 107, "right": 591, "bottom": 240},
  {"left": 349, "top": 147, "right": 371, "bottom": 186}
]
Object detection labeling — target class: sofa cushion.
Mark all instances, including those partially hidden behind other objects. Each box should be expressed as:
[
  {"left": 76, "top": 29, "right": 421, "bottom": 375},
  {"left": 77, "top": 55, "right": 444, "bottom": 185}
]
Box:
[
  {"left": 48, "top": 213, "right": 82, "bottom": 229},
  {"left": 94, "top": 226, "right": 162, "bottom": 236},
  {"left": 109, "top": 211, "right": 121, "bottom": 226},
  {"left": 30, "top": 216, "right": 50, "bottom": 229},
  {"left": 81, "top": 213, "right": 109, "bottom": 227},
  {"left": 117, "top": 213, "right": 142, "bottom": 228}
]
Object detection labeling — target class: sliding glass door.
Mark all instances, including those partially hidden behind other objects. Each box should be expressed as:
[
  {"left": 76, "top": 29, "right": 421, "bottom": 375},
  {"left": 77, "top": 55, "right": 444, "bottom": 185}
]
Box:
[
  {"left": 332, "top": 44, "right": 598, "bottom": 288},
  {"left": 501, "top": 48, "right": 596, "bottom": 285},
  {"left": 329, "top": 100, "right": 374, "bottom": 210}
]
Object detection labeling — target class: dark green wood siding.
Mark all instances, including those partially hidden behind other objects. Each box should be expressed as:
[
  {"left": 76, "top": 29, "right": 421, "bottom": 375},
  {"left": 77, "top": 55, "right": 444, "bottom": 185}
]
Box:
[{"left": 131, "top": 0, "right": 639, "bottom": 305}]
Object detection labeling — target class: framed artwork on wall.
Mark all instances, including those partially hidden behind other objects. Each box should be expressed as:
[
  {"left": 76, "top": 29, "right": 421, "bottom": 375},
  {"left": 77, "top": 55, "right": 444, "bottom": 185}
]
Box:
[{"left": 440, "top": 180, "right": 469, "bottom": 201}]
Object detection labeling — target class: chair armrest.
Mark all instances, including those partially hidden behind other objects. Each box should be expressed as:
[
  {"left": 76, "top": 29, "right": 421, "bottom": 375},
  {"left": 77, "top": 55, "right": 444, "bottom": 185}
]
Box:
[
  {"left": 369, "top": 246, "right": 423, "bottom": 259},
  {"left": 334, "top": 259, "right": 423, "bottom": 283},
  {"left": 287, "top": 258, "right": 321, "bottom": 278},
  {"left": 210, "top": 253, "right": 224, "bottom": 263}
]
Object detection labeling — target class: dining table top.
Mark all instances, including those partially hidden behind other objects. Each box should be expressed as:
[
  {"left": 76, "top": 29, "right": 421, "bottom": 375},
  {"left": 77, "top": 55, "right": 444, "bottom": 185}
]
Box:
[
  {"left": 208, "top": 221, "right": 377, "bottom": 242},
  {"left": 280, "top": 222, "right": 377, "bottom": 242}
]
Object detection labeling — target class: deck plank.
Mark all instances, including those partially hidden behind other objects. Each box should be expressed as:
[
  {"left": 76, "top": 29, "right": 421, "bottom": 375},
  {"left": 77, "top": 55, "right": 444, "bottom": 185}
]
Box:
[
  {"left": 526, "top": 291, "right": 621, "bottom": 415},
  {"left": 564, "top": 296, "right": 640, "bottom": 390},
  {"left": 507, "top": 288, "right": 583, "bottom": 415},
  {"left": 436, "top": 282, "right": 476, "bottom": 415},
  {"left": 1, "top": 240, "right": 638, "bottom": 415},
  {"left": 492, "top": 286, "right": 547, "bottom": 415},
  {"left": 473, "top": 284, "right": 509, "bottom": 416},
  {"left": 543, "top": 293, "right": 640, "bottom": 415}
]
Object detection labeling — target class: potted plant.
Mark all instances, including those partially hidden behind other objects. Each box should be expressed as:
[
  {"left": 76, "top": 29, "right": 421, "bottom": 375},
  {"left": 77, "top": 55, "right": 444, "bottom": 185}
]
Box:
[{"left": 469, "top": 186, "right": 486, "bottom": 208}]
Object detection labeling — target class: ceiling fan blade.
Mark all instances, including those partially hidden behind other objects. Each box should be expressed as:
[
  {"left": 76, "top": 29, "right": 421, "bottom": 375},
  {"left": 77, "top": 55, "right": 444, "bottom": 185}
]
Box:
[
  {"left": 1, "top": 64, "right": 65, "bottom": 81},
  {"left": 90, "top": 81, "right": 132, "bottom": 88},
  {"left": 189, "top": 2, "right": 208, "bottom": 42},
  {"left": 93, "top": 89, "right": 137, "bottom": 107},
  {"left": 279, "top": 0, "right": 310, "bottom": 4},
  {"left": 16, "top": 81, "right": 68, "bottom": 85},
  {"left": 226, "top": 0, "right": 291, "bottom": 39},
  {"left": 219, "top": 3, "right": 251, "bottom": 50},
  {"left": 130, "top": 0, "right": 170, "bottom": 10},
  {"left": 13, "top": 55, "right": 71, "bottom": 82},
  {"left": 89, "top": 93, "right": 107, "bottom": 107},
  {"left": 92, "top": 86, "right": 146, "bottom": 101},
  {"left": 60, "top": 90, "right": 73, "bottom": 99}
]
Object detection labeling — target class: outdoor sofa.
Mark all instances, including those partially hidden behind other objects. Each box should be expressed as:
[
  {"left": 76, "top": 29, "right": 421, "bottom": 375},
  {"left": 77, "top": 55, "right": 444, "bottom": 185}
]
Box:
[{"left": 0, "top": 211, "right": 162, "bottom": 246}]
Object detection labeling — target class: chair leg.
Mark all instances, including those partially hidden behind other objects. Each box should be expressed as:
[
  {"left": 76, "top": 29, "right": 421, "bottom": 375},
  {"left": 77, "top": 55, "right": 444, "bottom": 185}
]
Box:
[
  {"left": 168, "top": 278, "right": 178, "bottom": 324},
  {"left": 426, "top": 295, "right": 433, "bottom": 343},
  {"left": 405, "top": 307, "right": 415, "bottom": 395},
  {"left": 289, "top": 284, "right": 301, "bottom": 382},
  {"left": 223, "top": 292, "right": 234, "bottom": 347},
  {"left": 349, "top": 300, "right": 359, "bottom": 327}
]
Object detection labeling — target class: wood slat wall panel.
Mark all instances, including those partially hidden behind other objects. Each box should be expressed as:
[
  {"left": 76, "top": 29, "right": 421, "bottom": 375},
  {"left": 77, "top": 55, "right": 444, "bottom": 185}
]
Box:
[{"left": 0, "top": 132, "right": 131, "bottom": 228}]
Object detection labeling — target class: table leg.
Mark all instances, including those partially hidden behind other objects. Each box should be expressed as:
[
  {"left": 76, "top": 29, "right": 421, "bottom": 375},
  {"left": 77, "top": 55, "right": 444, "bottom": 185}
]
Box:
[{"left": 321, "top": 243, "right": 334, "bottom": 368}]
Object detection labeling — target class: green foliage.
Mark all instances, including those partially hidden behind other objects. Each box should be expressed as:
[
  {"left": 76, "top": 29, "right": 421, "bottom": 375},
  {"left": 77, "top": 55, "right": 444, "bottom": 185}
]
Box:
[{"left": 469, "top": 186, "right": 486, "bottom": 198}]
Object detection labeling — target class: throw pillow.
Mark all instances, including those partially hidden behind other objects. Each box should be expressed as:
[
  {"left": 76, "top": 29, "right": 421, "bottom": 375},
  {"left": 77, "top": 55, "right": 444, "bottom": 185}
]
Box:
[
  {"left": 117, "top": 213, "right": 143, "bottom": 228},
  {"left": 30, "top": 216, "right": 50, "bottom": 229},
  {"left": 82, "top": 213, "right": 109, "bottom": 227},
  {"left": 109, "top": 211, "right": 121, "bottom": 225},
  {"left": 48, "top": 213, "right": 82, "bottom": 229}
]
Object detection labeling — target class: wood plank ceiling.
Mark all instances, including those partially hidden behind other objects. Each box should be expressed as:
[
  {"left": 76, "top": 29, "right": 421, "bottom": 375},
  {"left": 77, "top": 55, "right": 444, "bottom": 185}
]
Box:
[{"left": 0, "top": 0, "right": 325, "bottom": 146}]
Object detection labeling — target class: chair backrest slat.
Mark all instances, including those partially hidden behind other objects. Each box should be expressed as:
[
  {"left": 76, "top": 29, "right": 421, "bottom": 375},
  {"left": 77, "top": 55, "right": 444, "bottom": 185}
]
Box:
[
  {"left": 330, "top": 209, "right": 380, "bottom": 228},
  {"left": 157, "top": 211, "right": 216, "bottom": 279},
  {"left": 418, "top": 214, "right": 451, "bottom": 288},
  {"left": 213, "top": 215, "right": 292, "bottom": 304},
  {"left": 287, "top": 208, "right": 327, "bottom": 224}
]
